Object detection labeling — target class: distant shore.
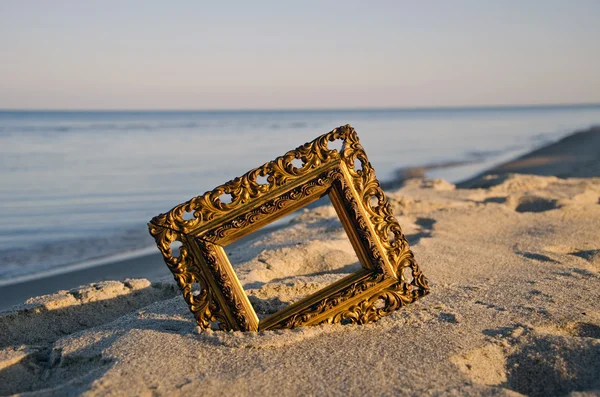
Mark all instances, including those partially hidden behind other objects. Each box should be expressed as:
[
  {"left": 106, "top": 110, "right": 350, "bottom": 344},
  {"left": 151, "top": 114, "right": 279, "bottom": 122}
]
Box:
[{"left": 457, "top": 125, "right": 600, "bottom": 187}]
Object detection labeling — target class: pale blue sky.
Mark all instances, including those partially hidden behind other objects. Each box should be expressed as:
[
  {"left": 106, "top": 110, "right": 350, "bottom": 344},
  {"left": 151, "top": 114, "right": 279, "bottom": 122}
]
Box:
[{"left": 1, "top": 0, "right": 599, "bottom": 110}]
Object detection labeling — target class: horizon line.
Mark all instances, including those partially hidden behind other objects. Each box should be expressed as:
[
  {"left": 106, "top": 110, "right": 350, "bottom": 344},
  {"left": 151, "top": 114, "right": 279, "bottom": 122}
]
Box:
[{"left": 1, "top": 102, "right": 600, "bottom": 113}]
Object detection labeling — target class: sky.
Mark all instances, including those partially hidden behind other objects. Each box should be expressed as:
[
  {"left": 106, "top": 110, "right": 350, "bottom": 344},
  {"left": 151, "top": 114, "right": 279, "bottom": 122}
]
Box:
[{"left": 1, "top": 0, "right": 599, "bottom": 110}]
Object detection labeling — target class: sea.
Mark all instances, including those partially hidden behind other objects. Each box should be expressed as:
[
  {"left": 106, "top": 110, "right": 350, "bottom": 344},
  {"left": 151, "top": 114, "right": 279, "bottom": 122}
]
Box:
[{"left": 1, "top": 105, "right": 599, "bottom": 286}]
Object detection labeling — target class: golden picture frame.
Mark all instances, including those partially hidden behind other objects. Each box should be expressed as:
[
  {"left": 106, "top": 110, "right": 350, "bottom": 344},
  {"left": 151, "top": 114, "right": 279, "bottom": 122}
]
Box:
[{"left": 148, "top": 125, "right": 429, "bottom": 331}]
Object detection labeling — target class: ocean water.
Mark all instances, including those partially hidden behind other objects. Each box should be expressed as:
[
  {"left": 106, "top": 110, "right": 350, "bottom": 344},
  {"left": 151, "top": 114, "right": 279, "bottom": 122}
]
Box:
[{"left": 1, "top": 105, "right": 599, "bottom": 285}]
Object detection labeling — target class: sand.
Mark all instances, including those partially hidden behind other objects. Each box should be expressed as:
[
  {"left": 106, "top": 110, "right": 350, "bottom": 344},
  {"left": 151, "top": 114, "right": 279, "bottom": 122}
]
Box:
[{"left": 1, "top": 128, "right": 600, "bottom": 396}]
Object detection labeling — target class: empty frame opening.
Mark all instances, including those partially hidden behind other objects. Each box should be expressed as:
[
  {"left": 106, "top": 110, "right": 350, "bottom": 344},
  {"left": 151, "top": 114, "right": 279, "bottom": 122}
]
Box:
[{"left": 224, "top": 194, "right": 362, "bottom": 319}]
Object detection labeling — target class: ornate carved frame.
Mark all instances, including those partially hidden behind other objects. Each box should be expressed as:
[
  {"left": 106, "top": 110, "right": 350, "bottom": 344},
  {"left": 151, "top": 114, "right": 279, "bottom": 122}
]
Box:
[{"left": 148, "top": 125, "right": 429, "bottom": 331}]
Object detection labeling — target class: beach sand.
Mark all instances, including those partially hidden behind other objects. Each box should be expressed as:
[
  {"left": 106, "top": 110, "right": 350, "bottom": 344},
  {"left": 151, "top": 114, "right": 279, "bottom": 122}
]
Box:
[{"left": 1, "top": 127, "right": 599, "bottom": 396}]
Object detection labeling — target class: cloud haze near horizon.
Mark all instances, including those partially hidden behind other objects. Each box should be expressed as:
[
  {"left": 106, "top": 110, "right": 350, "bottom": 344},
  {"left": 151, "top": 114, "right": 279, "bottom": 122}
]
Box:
[{"left": 1, "top": 0, "right": 599, "bottom": 110}]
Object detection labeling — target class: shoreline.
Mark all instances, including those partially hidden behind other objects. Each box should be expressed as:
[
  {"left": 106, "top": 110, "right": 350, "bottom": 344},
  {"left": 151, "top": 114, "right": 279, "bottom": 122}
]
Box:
[
  {"left": 0, "top": 252, "right": 169, "bottom": 311},
  {"left": 0, "top": 120, "right": 591, "bottom": 291},
  {"left": 1, "top": 126, "right": 598, "bottom": 311},
  {"left": 0, "top": 247, "right": 159, "bottom": 288},
  {"left": 0, "top": 210, "right": 302, "bottom": 311}
]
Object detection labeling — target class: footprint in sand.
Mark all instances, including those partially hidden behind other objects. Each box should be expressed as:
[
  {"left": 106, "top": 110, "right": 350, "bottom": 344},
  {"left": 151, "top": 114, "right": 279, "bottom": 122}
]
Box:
[
  {"left": 543, "top": 245, "right": 600, "bottom": 271},
  {"left": 564, "top": 322, "right": 600, "bottom": 339},
  {"left": 479, "top": 193, "right": 562, "bottom": 213},
  {"left": 451, "top": 325, "right": 600, "bottom": 397},
  {"left": 515, "top": 251, "right": 560, "bottom": 263},
  {"left": 405, "top": 217, "right": 436, "bottom": 246},
  {"left": 513, "top": 195, "right": 561, "bottom": 213}
]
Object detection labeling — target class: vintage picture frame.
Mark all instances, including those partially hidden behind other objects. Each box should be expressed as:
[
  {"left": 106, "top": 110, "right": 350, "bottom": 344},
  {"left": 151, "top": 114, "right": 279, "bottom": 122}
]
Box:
[{"left": 148, "top": 125, "right": 429, "bottom": 331}]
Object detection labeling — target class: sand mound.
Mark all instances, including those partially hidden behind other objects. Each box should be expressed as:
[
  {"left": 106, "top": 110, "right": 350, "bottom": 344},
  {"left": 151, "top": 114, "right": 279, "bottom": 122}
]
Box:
[{"left": 0, "top": 279, "right": 178, "bottom": 348}]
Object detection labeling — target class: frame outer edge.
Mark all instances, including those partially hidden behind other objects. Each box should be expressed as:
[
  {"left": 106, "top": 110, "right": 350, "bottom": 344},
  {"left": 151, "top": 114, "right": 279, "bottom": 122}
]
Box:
[{"left": 184, "top": 236, "right": 259, "bottom": 331}]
